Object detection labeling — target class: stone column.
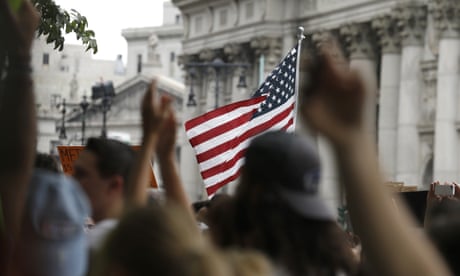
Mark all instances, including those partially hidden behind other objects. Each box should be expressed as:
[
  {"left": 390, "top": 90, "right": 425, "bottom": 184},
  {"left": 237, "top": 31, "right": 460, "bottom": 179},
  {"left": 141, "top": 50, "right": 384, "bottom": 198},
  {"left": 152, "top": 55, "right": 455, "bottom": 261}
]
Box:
[
  {"left": 394, "top": 4, "right": 427, "bottom": 186},
  {"left": 371, "top": 15, "right": 402, "bottom": 180},
  {"left": 179, "top": 54, "right": 207, "bottom": 200},
  {"left": 250, "top": 36, "right": 283, "bottom": 79},
  {"left": 223, "top": 42, "right": 250, "bottom": 102},
  {"left": 430, "top": 0, "right": 460, "bottom": 182},
  {"left": 339, "top": 22, "right": 378, "bottom": 137}
]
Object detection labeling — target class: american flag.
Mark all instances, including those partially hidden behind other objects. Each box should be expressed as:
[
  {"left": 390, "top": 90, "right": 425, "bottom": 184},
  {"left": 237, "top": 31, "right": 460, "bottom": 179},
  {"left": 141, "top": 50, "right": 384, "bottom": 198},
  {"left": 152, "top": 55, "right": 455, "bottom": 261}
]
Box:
[{"left": 185, "top": 45, "right": 298, "bottom": 196}]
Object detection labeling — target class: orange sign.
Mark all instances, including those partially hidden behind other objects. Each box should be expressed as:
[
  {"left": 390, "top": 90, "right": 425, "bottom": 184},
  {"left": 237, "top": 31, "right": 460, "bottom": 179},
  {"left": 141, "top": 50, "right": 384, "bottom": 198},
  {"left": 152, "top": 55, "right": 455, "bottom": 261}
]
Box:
[{"left": 57, "top": 145, "right": 158, "bottom": 188}]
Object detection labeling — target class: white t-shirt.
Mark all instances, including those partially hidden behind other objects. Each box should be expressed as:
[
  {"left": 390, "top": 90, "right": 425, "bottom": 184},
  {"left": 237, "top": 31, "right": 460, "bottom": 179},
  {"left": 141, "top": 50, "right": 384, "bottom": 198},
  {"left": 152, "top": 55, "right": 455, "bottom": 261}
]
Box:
[{"left": 87, "top": 219, "right": 118, "bottom": 251}]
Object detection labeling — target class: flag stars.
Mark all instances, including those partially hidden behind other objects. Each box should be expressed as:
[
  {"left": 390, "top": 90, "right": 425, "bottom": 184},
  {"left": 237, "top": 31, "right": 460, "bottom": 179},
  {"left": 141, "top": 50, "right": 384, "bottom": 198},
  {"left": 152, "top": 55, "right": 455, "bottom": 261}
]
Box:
[{"left": 251, "top": 44, "right": 298, "bottom": 114}]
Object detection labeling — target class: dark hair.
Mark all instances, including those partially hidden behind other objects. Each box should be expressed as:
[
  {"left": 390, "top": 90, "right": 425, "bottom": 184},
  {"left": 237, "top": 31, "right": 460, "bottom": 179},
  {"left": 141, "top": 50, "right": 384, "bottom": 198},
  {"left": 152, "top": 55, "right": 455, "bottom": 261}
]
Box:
[
  {"left": 192, "top": 200, "right": 210, "bottom": 213},
  {"left": 235, "top": 194, "right": 357, "bottom": 275},
  {"left": 229, "top": 177, "right": 358, "bottom": 276},
  {"left": 85, "top": 137, "right": 136, "bottom": 184},
  {"left": 34, "top": 152, "right": 60, "bottom": 173},
  {"left": 427, "top": 200, "right": 460, "bottom": 275},
  {"left": 192, "top": 194, "right": 232, "bottom": 213}
]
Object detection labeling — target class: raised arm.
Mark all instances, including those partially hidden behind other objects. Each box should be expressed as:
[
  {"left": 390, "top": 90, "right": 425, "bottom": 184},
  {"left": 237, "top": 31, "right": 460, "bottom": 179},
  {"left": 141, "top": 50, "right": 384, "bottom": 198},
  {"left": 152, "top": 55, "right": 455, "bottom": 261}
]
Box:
[
  {"left": 125, "top": 80, "right": 193, "bottom": 217},
  {"left": 300, "top": 49, "right": 451, "bottom": 276},
  {"left": 0, "top": 0, "right": 39, "bottom": 273},
  {"left": 155, "top": 104, "right": 193, "bottom": 217},
  {"left": 125, "top": 80, "right": 170, "bottom": 208}
]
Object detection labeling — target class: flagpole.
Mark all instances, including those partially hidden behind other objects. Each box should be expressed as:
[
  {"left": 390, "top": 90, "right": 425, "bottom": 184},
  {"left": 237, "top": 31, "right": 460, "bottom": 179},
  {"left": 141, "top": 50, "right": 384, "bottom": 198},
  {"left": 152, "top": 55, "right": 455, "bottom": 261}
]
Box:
[{"left": 293, "top": 26, "right": 306, "bottom": 130}]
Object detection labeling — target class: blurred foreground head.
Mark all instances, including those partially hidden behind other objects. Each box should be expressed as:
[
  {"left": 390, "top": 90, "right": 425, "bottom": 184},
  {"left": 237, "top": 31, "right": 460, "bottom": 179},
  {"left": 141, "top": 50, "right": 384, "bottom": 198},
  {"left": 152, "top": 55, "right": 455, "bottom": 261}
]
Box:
[
  {"left": 19, "top": 169, "right": 90, "bottom": 276},
  {"left": 232, "top": 131, "right": 357, "bottom": 275},
  {"left": 427, "top": 200, "right": 460, "bottom": 275},
  {"left": 99, "top": 203, "right": 232, "bottom": 276},
  {"left": 238, "top": 130, "right": 334, "bottom": 220}
]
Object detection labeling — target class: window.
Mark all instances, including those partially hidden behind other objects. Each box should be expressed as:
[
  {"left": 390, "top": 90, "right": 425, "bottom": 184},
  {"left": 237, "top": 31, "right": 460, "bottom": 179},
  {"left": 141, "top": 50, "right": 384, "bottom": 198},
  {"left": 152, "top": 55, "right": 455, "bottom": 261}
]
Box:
[
  {"left": 137, "top": 54, "right": 142, "bottom": 74},
  {"left": 219, "top": 9, "right": 228, "bottom": 26},
  {"left": 195, "top": 16, "right": 203, "bottom": 33},
  {"left": 170, "top": 52, "right": 175, "bottom": 63},
  {"left": 50, "top": 94, "right": 61, "bottom": 108},
  {"left": 246, "top": 2, "right": 254, "bottom": 19},
  {"left": 175, "top": 14, "right": 181, "bottom": 24},
  {"left": 42, "top": 53, "right": 49, "bottom": 66}
]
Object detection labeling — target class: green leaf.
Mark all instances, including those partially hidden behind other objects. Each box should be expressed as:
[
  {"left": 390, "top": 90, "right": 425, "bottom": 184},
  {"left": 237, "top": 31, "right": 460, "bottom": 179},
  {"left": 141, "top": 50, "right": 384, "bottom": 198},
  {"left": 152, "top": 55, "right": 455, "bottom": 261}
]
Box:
[{"left": 33, "top": 0, "right": 98, "bottom": 54}]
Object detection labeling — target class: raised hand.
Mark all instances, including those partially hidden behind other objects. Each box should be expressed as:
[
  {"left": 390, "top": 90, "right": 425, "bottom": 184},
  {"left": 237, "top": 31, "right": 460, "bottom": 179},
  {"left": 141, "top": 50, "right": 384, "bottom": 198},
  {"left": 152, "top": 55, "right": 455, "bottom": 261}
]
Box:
[
  {"left": 300, "top": 44, "right": 366, "bottom": 146},
  {"left": 141, "top": 80, "right": 172, "bottom": 138},
  {"left": 156, "top": 107, "right": 177, "bottom": 160},
  {"left": 0, "top": 0, "right": 39, "bottom": 57}
]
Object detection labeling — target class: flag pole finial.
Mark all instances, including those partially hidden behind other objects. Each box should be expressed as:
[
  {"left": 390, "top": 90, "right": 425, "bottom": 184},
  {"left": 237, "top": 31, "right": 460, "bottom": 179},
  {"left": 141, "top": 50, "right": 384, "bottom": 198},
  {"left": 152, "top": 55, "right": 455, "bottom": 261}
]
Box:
[{"left": 297, "top": 26, "right": 306, "bottom": 41}]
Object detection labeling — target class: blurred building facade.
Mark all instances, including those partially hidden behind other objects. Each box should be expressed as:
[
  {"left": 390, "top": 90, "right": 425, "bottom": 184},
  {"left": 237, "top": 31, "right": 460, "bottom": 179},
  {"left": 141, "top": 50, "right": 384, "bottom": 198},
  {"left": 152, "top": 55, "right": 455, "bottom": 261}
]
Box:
[
  {"left": 57, "top": 1, "right": 186, "bottom": 191},
  {"left": 172, "top": 0, "right": 458, "bottom": 208},
  {"left": 33, "top": 1, "right": 185, "bottom": 164},
  {"left": 32, "top": 36, "right": 127, "bottom": 153}
]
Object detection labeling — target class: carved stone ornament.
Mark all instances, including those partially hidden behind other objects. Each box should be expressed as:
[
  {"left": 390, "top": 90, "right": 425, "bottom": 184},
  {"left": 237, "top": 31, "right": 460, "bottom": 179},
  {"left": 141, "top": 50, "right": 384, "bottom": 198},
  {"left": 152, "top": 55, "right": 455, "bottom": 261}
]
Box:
[
  {"left": 147, "top": 34, "right": 161, "bottom": 64},
  {"left": 339, "top": 22, "right": 376, "bottom": 59},
  {"left": 311, "top": 30, "right": 335, "bottom": 49},
  {"left": 177, "top": 54, "right": 198, "bottom": 66},
  {"left": 429, "top": 0, "right": 460, "bottom": 39},
  {"left": 249, "top": 36, "right": 282, "bottom": 67},
  {"left": 420, "top": 60, "right": 438, "bottom": 124},
  {"left": 198, "top": 48, "right": 216, "bottom": 62},
  {"left": 310, "top": 30, "right": 347, "bottom": 65},
  {"left": 394, "top": 4, "right": 427, "bottom": 46},
  {"left": 223, "top": 43, "right": 242, "bottom": 62},
  {"left": 371, "top": 14, "right": 402, "bottom": 54}
]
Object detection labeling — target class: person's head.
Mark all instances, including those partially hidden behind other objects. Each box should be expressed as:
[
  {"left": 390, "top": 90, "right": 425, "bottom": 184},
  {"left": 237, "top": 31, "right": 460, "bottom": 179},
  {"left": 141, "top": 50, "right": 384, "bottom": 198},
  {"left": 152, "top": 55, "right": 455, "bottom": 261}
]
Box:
[
  {"left": 236, "top": 131, "right": 333, "bottom": 221},
  {"left": 35, "top": 152, "right": 61, "bottom": 173},
  {"left": 426, "top": 199, "right": 460, "bottom": 275},
  {"left": 73, "top": 137, "right": 135, "bottom": 222},
  {"left": 231, "top": 131, "right": 357, "bottom": 275},
  {"left": 18, "top": 169, "right": 90, "bottom": 276},
  {"left": 98, "top": 203, "right": 233, "bottom": 276}
]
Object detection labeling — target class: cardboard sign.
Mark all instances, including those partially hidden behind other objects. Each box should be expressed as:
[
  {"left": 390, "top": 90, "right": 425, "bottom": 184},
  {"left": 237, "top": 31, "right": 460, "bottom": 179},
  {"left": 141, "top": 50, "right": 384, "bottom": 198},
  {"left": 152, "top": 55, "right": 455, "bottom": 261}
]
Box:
[{"left": 57, "top": 145, "right": 158, "bottom": 188}]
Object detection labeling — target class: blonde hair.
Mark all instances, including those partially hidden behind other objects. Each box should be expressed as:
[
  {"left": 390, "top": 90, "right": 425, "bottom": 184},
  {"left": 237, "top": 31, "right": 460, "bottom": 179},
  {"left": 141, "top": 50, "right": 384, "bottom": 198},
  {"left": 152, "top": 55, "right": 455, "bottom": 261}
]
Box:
[
  {"left": 223, "top": 249, "right": 274, "bottom": 276},
  {"left": 95, "top": 203, "right": 232, "bottom": 276}
]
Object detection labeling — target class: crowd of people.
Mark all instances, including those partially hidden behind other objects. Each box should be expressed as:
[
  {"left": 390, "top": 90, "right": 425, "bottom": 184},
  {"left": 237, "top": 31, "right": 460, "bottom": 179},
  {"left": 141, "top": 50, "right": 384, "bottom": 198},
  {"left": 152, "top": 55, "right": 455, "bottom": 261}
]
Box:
[{"left": 1, "top": 1, "right": 459, "bottom": 275}]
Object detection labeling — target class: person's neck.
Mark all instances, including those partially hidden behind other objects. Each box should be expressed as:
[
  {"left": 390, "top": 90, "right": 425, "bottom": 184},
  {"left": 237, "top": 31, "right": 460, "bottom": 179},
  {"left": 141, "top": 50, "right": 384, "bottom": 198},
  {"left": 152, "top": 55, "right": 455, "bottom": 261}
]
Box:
[{"left": 94, "top": 200, "right": 124, "bottom": 223}]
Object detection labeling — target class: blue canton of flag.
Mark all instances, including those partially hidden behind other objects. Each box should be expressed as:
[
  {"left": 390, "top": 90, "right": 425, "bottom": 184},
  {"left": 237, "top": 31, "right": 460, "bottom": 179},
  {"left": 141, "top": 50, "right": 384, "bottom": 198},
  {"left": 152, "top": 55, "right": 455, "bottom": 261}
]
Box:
[{"left": 253, "top": 46, "right": 297, "bottom": 117}]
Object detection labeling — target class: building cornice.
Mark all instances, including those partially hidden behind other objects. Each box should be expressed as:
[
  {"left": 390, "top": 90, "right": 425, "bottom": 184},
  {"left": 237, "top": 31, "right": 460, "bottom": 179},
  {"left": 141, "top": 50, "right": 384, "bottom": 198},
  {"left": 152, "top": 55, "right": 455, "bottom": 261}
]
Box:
[
  {"left": 301, "top": 0, "right": 398, "bottom": 32},
  {"left": 122, "top": 25, "right": 184, "bottom": 40}
]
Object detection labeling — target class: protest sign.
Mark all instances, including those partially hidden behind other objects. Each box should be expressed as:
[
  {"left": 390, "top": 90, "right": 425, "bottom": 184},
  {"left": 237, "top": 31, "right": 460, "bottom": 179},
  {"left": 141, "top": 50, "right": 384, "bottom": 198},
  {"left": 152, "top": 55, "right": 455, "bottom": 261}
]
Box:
[{"left": 57, "top": 145, "right": 158, "bottom": 188}]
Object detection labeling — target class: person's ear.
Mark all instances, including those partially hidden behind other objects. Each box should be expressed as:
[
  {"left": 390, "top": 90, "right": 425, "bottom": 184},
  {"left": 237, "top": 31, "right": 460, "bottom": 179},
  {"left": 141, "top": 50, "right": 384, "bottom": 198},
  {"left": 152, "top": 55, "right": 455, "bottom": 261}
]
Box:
[{"left": 107, "top": 175, "right": 124, "bottom": 195}]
